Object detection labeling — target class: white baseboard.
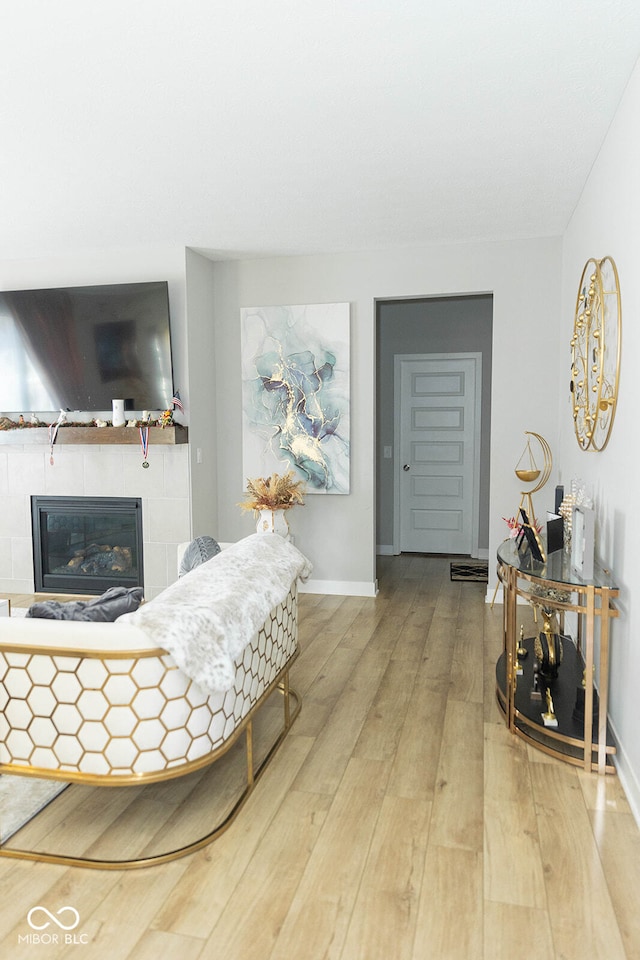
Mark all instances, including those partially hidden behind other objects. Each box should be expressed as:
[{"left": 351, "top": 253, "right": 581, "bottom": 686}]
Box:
[
  {"left": 610, "top": 721, "right": 640, "bottom": 831},
  {"left": 485, "top": 583, "right": 531, "bottom": 606},
  {"left": 379, "top": 545, "right": 489, "bottom": 559},
  {"left": 299, "top": 579, "right": 378, "bottom": 598}
]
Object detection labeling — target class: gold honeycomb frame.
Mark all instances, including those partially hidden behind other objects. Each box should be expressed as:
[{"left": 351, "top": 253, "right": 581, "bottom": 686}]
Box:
[{"left": 0, "top": 588, "right": 301, "bottom": 869}]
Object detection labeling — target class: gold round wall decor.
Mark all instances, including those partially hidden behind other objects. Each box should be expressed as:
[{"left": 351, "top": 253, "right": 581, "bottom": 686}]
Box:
[{"left": 570, "top": 256, "right": 621, "bottom": 451}]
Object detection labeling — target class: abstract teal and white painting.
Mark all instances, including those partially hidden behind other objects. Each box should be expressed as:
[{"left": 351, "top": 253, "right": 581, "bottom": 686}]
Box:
[{"left": 241, "top": 303, "right": 350, "bottom": 494}]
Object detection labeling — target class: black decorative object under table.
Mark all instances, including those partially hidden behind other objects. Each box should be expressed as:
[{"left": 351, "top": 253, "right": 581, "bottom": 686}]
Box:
[{"left": 495, "top": 538, "right": 619, "bottom": 774}]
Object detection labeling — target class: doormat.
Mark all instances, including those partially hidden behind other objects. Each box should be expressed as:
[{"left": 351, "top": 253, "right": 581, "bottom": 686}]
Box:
[{"left": 450, "top": 561, "right": 488, "bottom": 582}]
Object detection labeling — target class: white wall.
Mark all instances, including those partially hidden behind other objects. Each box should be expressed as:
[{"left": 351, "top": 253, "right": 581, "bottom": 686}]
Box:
[
  {"left": 559, "top": 59, "right": 640, "bottom": 818},
  {"left": 211, "top": 238, "right": 562, "bottom": 594},
  {"left": 185, "top": 249, "right": 218, "bottom": 538}
]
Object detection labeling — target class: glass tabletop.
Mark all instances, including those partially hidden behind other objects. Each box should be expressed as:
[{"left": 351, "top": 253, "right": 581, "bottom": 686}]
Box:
[{"left": 497, "top": 537, "right": 618, "bottom": 591}]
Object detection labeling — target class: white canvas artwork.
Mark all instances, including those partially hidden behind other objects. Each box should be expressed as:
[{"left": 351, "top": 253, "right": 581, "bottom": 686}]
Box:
[{"left": 241, "top": 303, "right": 350, "bottom": 494}]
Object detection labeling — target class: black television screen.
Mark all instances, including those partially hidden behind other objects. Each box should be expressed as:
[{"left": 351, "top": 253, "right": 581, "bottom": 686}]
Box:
[{"left": 0, "top": 281, "right": 174, "bottom": 413}]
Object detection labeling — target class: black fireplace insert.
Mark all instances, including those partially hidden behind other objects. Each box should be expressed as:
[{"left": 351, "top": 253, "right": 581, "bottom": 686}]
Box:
[{"left": 31, "top": 496, "right": 144, "bottom": 595}]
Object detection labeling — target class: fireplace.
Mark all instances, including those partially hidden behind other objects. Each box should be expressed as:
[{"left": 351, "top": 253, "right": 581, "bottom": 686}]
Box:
[{"left": 31, "top": 496, "right": 144, "bottom": 595}]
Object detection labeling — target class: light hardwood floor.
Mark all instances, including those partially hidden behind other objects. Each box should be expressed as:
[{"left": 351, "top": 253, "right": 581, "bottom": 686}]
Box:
[{"left": 2, "top": 555, "right": 640, "bottom": 959}]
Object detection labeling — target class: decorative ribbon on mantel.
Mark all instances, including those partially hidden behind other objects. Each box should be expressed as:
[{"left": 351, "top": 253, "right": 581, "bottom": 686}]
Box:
[
  {"left": 48, "top": 410, "right": 67, "bottom": 466},
  {"left": 139, "top": 425, "right": 150, "bottom": 468}
]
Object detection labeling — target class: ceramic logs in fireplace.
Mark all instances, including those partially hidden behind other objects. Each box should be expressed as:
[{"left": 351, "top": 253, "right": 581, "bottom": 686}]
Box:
[{"left": 31, "top": 496, "right": 144, "bottom": 595}]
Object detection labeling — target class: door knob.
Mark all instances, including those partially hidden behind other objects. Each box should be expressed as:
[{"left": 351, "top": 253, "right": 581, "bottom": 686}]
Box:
[{"left": 403, "top": 464, "right": 410, "bottom": 472}]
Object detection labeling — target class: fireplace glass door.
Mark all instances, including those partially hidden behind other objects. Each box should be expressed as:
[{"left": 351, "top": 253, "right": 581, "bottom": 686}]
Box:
[{"left": 31, "top": 496, "right": 144, "bottom": 595}]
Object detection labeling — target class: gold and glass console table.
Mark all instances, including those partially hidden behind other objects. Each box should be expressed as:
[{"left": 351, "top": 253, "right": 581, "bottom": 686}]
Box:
[{"left": 495, "top": 538, "right": 619, "bottom": 775}]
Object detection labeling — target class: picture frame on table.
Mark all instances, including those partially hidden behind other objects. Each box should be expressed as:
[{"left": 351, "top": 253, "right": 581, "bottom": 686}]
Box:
[
  {"left": 517, "top": 508, "right": 545, "bottom": 562},
  {"left": 570, "top": 504, "right": 595, "bottom": 580}
]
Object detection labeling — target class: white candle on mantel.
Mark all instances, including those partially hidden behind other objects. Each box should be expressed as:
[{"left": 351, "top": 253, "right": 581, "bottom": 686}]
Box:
[{"left": 112, "top": 400, "right": 125, "bottom": 427}]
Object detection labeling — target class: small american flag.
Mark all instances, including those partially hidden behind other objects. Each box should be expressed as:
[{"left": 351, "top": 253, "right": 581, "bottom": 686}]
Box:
[{"left": 171, "top": 391, "right": 184, "bottom": 412}]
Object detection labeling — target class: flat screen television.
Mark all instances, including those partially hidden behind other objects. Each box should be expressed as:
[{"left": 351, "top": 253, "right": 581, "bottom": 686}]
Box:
[{"left": 0, "top": 281, "right": 174, "bottom": 413}]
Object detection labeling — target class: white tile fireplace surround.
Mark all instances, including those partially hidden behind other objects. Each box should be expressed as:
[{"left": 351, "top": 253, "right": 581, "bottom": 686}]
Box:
[{"left": 0, "top": 443, "right": 191, "bottom": 599}]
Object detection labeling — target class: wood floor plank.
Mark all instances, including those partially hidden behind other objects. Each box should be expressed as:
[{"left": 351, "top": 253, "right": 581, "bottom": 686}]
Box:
[
  {"left": 269, "top": 757, "right": 391, "bottom": 960},
  {"left": 484, "top": 900, "right": 554, "bottom": 960},
  {"left": 577, "top": 767, "right": 633, "bottom": 813},
  {"left": 124, "top": 930, "right": 204, "bottom": 960},
  {"left": 412, "top": 844, "right": 483, "bottom": 960},
  {"left": 420, "top": 614, "right": 456, "bottom": 685},
  {"left": 483, "top": 603, "right": 505, "bottom": 646},
  {"left": 483, "top": 638, "right": 505, "bottom": 725},
  {"left": 340, "top": 794, "right": 432, "bottom": 960},
  {"left": 449, "top": 627, "right": 484, "bottom": 704},
  {"left": 290, "top": 627, "right": 346, "bottom": 698},
  {"left": 315, "top": 597, "right": 371, "bottom": 643},
  {"left": 390, "top": 607, "right": 432, "bottom": 662},
  {"left": 353, "top": 659, "right": 418, "bottom": 762},
  {"left": 484, "top": 717, "right": 547, "bottom": 910},
  {"left": 63, "top": 861, "right": 188, "bottom": 960},
  {"left": 151, "top": 733, "right": 315, "bottom": 940},
  {"left": 368, "top": 612, "right": 412, "bottom": 652},
  {"left": 291, "top": 645, "right": 390, "bottom": 796},
  {"left": 385, "top": 673, "right": 447, "bottom": 801},
  {"left": 530, "top": 762, "right": 627, "bottom": 959},
  {"left": 289, "top": 646, "right": 361, "bottom": 737},
  {"left": 202, "top": 789, "right": 332, "bottom": 960},
  {"left": 585, "top": 806, "right": 640, "bottom": 957},
  {"left": 336, "top": 598, "right": 382, "bottom": 650},
  {"left": 484, "top": 719, "right": 533, "bottom": 804},
  {"left": 428, "top": 699, "right": 484, "bottom": 852},
  {"left": 484, "top": 797, "right": 547, "bottom": 909},
  {"left": 0, "top": 860, "right": 124, "bottom": 959},
  {"left": 4, "top": 781, "right": 147, "bottom": 852},
  {"left": 433, "top": 580, "right": 462, "bottom": 620}
]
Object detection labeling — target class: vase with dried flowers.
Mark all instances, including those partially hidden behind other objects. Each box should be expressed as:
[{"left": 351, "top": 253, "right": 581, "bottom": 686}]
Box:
[{"left": 238, "top": 472, "right": 306, "bottom": 539}]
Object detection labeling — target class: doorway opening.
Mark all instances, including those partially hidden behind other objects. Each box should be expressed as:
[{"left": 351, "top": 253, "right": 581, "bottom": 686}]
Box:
[{"left": 375, "top": 295, "right": 493, "bottom": 559}]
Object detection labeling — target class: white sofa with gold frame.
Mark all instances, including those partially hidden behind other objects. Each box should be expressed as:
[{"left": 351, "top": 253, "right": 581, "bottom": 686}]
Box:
[{"left": 0, "top": 535, "right": 306, "bottom": 869}]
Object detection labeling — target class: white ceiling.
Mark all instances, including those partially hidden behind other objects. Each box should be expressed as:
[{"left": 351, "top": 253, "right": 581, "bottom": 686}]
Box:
[{"left": 3, "top": 1, "right": 640, "bottom": 263}]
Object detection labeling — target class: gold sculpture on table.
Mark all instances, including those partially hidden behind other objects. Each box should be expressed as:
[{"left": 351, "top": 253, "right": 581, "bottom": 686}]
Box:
[
  {"left": 491, "top": 431, "right": 553, "bottom": 608},
  {"left": 542, "top": 688, "right": 558, "bottom": 727},
  {"left": 513, "top": 432, "right": 552, "bottom": 548},
  {"left": 534, "top": 609, "right": 564, "bottom": 679}
]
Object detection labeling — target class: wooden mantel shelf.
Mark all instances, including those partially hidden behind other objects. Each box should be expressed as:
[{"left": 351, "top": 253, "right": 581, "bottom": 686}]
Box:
[{"left": 0, "top": 425, "right": 188, "bottom": 445}]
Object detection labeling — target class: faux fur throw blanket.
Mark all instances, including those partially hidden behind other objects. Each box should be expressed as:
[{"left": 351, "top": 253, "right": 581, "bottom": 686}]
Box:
[{"left": 117, "top": 533, "right": 312, "bottom": 694}]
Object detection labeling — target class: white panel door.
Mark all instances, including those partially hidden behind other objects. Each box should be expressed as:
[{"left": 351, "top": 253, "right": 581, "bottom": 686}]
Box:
[{"left": 398, "top": 356, "right": 479, "bottom": 554}]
